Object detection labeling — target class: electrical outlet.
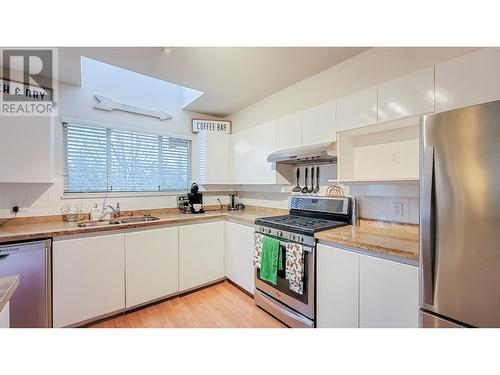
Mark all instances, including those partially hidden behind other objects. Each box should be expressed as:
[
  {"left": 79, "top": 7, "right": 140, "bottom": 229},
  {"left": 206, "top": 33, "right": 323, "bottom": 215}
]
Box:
[
  {"left": 392, "top": 201, "right": 403, "bottom": 218},
  {"left": 392, "top": 150, "right": 401, "bottom": 164}
]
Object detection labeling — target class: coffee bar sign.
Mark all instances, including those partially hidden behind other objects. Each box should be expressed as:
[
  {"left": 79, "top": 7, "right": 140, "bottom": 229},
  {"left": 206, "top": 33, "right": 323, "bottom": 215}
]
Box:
[{"left": 192, "top": 119, "right": 231, "bottom": 134}]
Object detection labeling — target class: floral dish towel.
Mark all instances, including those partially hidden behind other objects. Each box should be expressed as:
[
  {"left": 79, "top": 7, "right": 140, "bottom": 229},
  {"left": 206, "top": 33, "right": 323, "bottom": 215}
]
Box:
[
  {"left": 285, "top": 242, "right": 305, "bottom": 295},
  {"left": 253, "top": 232, "right": 264, "bottom": 268}
]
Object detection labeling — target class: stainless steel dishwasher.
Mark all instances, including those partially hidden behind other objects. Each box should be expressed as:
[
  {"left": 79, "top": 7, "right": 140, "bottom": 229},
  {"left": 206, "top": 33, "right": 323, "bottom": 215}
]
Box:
[{"left": 0, "top": 239, "right": 52, "bottom": 328}]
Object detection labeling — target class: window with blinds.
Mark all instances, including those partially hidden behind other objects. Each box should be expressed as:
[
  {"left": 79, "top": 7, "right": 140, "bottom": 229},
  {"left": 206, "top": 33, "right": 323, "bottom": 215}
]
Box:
[{"left": 63, "top": 122, "right": 191, "bottom": 193}]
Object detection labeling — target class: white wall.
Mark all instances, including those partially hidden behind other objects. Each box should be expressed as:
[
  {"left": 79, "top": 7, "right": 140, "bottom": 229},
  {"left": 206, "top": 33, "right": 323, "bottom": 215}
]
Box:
[{"left": 229, "top": 47, "right": 479, "bottom": 132}]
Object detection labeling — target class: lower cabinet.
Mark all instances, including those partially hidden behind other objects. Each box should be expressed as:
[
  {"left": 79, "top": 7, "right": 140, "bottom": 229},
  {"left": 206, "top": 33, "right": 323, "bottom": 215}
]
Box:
[
  {"left": 317, "top": 244, "right": 359, "bottom": 328},
  {"left": 53, "top": 233, "right": 125, "bottom": 327},
  {"left": 179, "top": 221, "right": 225, "bottom": 291},
  {"left": 226, "top": 221, "right": 255, "bottom": 294},
  {"left": 359, "top": 254, "right": 419, "bottom": 328},
  {"left": 317, "top": 243, "right": 419, "bottom": 328},
  {"left": 125, "top": 227, "right": 179, "bottom": 308}
]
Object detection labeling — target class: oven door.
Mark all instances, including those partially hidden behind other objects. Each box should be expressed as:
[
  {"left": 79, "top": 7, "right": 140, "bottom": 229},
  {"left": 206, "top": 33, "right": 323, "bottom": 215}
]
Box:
[{"left": 254, "top": 239, "right": 315, "bottom": 320}]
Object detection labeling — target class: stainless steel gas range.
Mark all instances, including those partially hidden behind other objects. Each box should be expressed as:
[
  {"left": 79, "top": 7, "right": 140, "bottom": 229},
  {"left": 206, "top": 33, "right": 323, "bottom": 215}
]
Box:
[{"left": 254, "top": 196, "right": 352, "bottom": 328}]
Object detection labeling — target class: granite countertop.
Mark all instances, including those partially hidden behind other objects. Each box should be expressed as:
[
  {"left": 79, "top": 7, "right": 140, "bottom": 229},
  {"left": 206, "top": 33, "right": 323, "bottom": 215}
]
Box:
[
  {"left": 0, "top": 275, "right": 20, "bottom": 313},
  {"left": 0, "top": 208, "right": 282, "bottom": 244},
  {"left": 315, "top": 219, "right": 419, "bottom": 261}
]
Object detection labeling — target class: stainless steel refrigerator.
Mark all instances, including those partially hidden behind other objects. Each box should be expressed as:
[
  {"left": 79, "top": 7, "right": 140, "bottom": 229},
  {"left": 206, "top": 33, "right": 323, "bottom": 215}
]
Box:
[{"left": 419, "top": 100, "right": 500, "bottom": 328}]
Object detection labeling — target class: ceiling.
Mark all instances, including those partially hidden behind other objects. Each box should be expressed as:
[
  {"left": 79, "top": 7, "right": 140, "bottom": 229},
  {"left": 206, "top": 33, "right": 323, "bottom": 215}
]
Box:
[{"left": 58, "top": 47, "right": 369, "bottom": 117}]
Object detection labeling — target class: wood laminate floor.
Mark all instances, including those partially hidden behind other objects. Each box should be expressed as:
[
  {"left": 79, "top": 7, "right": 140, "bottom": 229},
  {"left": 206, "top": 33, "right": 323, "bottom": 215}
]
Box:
[{"left": 89, "top": 281, "right": 286, "bottom": 328}]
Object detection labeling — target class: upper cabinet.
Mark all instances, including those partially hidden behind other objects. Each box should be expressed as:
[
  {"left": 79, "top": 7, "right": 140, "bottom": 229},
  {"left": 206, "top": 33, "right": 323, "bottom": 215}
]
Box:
[
  {"left": 250, "top": 120, "right": 278, "bottom": 184},
  {"left": 301, "top": 100, "right": 337, "bottom": 146},
  {"left": 435, "top": 48, "right": 500, "bottom": 113},
  {"left": 337, "top": 86, "right": 377, "bottom": 132},
  {"left": 377, "top": 67, "right": 435, "bottom": 123},
  {"left": 275, "top": 113, "right": 301, "bottom": 150},
  {"left": 198, "top": 130, "right": 230, "bottom": 185},
  {"left": 231, "top": 120, "right": 292, "bottom": 185},
  {"left": 231, "top": 129, "right": 253, "bottom": 184},
  {"left": 0, "top": 116, "right": 54, "bottom": 183}
]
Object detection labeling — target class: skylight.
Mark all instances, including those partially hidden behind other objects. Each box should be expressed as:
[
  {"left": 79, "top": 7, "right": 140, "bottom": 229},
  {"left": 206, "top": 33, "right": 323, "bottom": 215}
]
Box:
[{"left": 80, "top": 56, "right": 204, "bottom": 109}]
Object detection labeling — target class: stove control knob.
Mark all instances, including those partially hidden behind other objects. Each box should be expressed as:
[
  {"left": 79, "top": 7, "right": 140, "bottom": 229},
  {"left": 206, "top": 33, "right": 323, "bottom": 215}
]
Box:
[
  {"left": 291, "top": 235, "right": 296, "bottom": 240},
  {"left": 277, "top": 231, "right": 283, "bottom": 237},
  {"left": 260, "top": 227, "right": 265, "bottom": 233},
  {"left": 267, "top": 229, "right": 272, "bottom": 234},
  {"left": 300, "top": 236, "right": 304, "bottom": 242}
]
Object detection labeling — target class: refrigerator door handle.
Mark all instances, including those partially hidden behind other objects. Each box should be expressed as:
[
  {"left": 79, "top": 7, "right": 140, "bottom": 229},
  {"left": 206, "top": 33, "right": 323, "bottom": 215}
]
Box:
[{"left": 421, "top": 145, "right": 436, "bottom": 306}]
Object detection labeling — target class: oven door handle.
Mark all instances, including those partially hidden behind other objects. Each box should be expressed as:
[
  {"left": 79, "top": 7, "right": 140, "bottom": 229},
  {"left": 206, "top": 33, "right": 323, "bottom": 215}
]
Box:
[{"left": 279, "top": 241, "right": 313, "bottom": 252}]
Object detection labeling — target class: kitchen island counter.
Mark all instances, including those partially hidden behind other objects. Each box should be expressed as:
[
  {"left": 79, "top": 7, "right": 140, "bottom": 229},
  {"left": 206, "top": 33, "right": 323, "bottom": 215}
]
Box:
[{"left": 0, "top": 275, "right": 19, "bottom": 314}]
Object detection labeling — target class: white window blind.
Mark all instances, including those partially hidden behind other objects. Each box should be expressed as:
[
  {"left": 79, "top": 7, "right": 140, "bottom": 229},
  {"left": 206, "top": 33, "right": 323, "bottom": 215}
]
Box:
[{"left": 63, "top": 122, "right": 191, "bottom": 193}]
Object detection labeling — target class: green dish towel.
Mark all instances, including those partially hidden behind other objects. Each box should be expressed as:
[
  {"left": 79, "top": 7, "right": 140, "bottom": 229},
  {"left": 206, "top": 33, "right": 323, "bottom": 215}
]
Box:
[{"left": 260, "top": 236, "right": 282, "bottom": 285}]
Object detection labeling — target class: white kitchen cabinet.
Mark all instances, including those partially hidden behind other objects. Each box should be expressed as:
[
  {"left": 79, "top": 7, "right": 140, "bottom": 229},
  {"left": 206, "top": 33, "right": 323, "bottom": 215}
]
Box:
[
  {"left": 250, "top": 120, "right": 278, "bottom": 184},
  {"left": 301, "top": 100, "right": 337, "bottom": 146},
  {"left": 435, "top": 48, "right": 500, "bottom": 112},
  {"left": 377, "top": 67, "right": 434, "bottom": 123},
  {"left": 276, "top": 113, "right": 301, "bottom": 150},
  {"left": 231, "top": 129, "right": 253, "bottom": 184},
  {"left": 226, "top": 221, "right": 255, "bottom": 294},
  {"left": 317, "top": 244, "right": 359, "bottom": 328},
  {"left": 53, "top": 233, "right": 125, "bottom": 327},
  {"left": 0, "top": 116, "right": 53, "bottom": 183},
  {"left": 0, "top": 302, "right": 9, "bottom": 328},
  {"left": 179, "top": 221, "right": 225, "bottom": 291},
  {"left": 198, "top": 130, "right": 231, "bottom": 184},
  {"left": 337, "top": 86, "right": 378, "bottom": 132},
  {"left": 125, "top": 227, "right": 179, "bottom": 308},
  {"left": 231, "top": 120, "right": 292, "bottom": 185},
  {"left": 359, "top": 254, "right": 419, "bottom": 328}
]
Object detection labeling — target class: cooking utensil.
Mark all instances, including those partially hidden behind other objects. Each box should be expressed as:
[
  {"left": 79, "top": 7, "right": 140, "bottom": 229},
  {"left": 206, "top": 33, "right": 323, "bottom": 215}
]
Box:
[
  {"left": 313, "top": 166, "right": 320, "bottom": 194},
  {"left": 308, "top": 167, "right": 314, "bottom": 193},
  {"left": 292, "top": 168, "right": 302, "bottom": 192},
  {"left": 301, "top": 167, "right": 309, "bottom": 194}
]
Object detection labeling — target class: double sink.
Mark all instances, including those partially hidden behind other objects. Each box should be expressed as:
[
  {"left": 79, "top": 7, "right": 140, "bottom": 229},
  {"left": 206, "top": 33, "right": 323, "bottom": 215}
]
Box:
[{"left": 77, "top": 216, "right": 160, "bottom": 228}]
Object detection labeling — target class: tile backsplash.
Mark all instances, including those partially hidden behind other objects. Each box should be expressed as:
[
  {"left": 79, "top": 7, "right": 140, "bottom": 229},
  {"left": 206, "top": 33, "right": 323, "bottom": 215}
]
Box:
[{"left": 356, "top": 195, "right": 419, "bottom": 224}]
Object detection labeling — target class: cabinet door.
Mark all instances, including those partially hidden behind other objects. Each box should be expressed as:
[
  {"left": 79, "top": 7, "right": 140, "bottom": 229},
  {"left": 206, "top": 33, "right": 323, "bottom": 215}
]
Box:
[
  {"left": 231, "top": 129, "right": 253, "bottom": 184},
  {"left": 276, "top": 113, "right": 301, "bottom": 150},
  {"left": 226, "top": 221, "right": 255, "bottom": 294},
  {"left": 359, "top": 255, "right": 419, "bottom": 328},
  {"left": 198, "top": 131, "right": 230, "bottom": 184},
  {"left": 337, "top": 87, "right": 378, "bottom": 132},
  {"left": 317, "top": 244, "right": 359, "bottom": 328},
  {"left": 301, "top": 101, "right": 337, "bottom": 146},
  {"left": 179, "top": 221, "right": 225, "bottom": 291},
  {"left": 0, "top": 116, "right": 53, "bottom": 183},
  {"left": 378, "top": 67, "right": 434, "bottom": 122},
  {"left": 251, "top": 120, "right": 277, "bottom": 184},
  {"left": 435, "top": 48, "right": 500, "bottom": 112},
  {"left": 125, "top": 227, "right": 178, "bottom": 308},
  {"left": 53, "top": 233, "right": 125, "bottom": 327}
]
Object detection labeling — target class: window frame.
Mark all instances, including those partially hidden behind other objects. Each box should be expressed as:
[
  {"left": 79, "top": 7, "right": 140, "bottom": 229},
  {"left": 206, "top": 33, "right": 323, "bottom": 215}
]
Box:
[{"left": 61, "top": 117, "right": 193, "bottom": 196}]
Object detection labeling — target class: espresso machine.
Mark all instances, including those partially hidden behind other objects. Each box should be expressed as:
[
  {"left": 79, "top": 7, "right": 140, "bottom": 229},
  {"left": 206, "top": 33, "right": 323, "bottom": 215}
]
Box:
[{"left": 188, "top": 183, "right": 204, "bottom": 214}]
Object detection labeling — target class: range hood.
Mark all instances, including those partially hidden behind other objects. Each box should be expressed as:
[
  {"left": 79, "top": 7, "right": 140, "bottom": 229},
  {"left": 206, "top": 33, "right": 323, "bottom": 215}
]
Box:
[{"left": 267, "top": 141, "right": 337, "bottom": 165}]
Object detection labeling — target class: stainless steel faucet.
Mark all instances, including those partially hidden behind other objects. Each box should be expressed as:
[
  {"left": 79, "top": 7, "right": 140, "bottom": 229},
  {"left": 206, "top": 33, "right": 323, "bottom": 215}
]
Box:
[
  {"left": 100, "top": 195, "right": 121, "bottom": 219},
  {"left": 105, "top": 203, "right": 121, "bottom": 218}
]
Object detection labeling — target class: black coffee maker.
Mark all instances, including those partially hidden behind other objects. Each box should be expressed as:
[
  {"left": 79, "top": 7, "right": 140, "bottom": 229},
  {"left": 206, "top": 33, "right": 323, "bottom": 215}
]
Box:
[{"left": 188, "top": 183, "right": 204, "bottom": 214}]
